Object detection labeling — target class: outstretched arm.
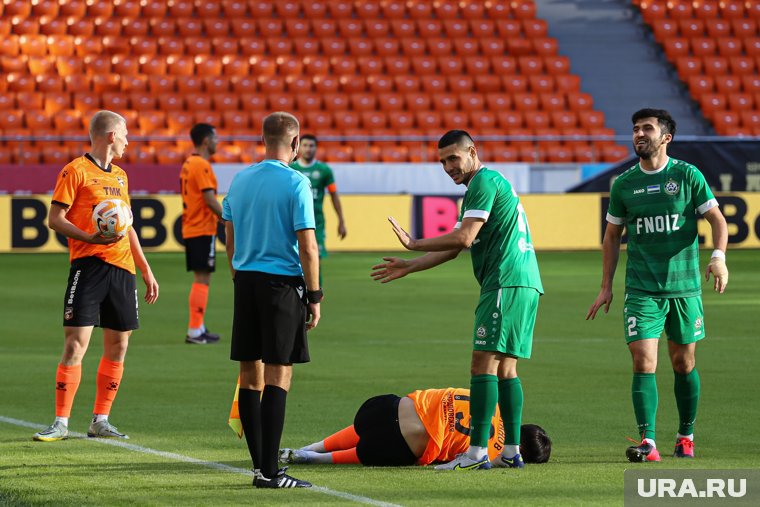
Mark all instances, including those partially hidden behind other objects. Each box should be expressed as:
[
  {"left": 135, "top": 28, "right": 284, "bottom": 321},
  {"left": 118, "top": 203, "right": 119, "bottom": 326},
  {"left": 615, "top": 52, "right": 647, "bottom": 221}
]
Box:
[
  {"left": 586, "top": 222, "right": 623, "bottom": 320},
  {"left": 371, "top": 250, "right": 460, "bottom": 283},
  {"left": 388, "top": 216, "right": 484, "bottom": 252}
]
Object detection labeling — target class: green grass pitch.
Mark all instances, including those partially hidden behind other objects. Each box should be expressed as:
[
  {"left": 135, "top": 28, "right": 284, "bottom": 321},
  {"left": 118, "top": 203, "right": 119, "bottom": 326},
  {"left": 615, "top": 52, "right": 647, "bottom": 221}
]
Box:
[{"left": 1, "top": 250, "right": 758, "bottom": 506}]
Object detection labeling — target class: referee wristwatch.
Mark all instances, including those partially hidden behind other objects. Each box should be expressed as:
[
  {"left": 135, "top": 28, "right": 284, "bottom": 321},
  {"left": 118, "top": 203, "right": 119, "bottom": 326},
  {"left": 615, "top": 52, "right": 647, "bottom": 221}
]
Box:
[{"left": 306, "top": 288, "right": 323, "bottom": 304}]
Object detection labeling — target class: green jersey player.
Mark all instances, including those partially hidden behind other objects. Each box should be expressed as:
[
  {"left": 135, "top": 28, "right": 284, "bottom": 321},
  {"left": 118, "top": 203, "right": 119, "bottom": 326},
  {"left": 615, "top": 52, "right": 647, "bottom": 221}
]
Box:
[
  {"left": 290, "top": 135, "right": 347, "bottom": 258},
  {"left": 586, "top": 109, "right": 729, "bottom": 463},
  {"left": 372, "top": 130, "right": 543, "bottom": 471}
]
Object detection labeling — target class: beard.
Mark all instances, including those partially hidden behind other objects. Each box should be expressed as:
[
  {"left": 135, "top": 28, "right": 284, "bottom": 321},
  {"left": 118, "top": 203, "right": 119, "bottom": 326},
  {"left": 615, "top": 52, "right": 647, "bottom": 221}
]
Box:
[{"left": 633, "top": 139, "right": 661, "bottom": 159}]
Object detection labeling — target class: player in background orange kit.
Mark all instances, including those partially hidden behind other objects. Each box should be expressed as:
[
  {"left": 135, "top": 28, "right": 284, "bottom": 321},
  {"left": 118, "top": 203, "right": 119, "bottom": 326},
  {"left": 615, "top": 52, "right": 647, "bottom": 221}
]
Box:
[
  {"left": 180, "top": 123, "right": 223, "bottom": 344},
  {"left": 33, "top": 110, "right": 159, "bottom": 442},
  {"left": 279, "top": 388, "right": 551, "bottom": 467}
]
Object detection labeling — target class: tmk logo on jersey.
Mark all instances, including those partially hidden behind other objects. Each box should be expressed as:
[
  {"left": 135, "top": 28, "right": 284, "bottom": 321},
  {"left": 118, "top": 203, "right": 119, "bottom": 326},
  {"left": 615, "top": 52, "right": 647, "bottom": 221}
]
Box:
[
  {"left": 635, "top": 214, "right": 681, "bottom": 234},
  {"left": 647, "top": 185, "right": 660, "bottom": 194},
  {"left": 104, "top": 186, "right": 122, "bottom": 196},
  {"left": 665, "top": 179, "right": 680, "bottom": 195}
]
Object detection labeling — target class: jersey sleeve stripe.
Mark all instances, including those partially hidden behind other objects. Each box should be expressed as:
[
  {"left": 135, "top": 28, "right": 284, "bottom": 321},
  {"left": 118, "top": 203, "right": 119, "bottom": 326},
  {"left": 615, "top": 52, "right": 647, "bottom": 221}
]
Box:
[
  {"left": 606, "top": 213, "right": 624, "bottom": 225},
  {"left": 463, "top": 210, "right": 490, "bottom": 220},
  {"left": 696, "top": 198, "right": 719, "bottom": 215}
]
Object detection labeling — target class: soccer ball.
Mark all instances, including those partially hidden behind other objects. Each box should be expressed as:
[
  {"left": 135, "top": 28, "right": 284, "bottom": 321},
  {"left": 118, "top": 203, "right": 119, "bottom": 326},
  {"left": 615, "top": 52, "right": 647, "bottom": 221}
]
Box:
[{"left": 92, "top": 199, "right": 133, "bottom": 238}]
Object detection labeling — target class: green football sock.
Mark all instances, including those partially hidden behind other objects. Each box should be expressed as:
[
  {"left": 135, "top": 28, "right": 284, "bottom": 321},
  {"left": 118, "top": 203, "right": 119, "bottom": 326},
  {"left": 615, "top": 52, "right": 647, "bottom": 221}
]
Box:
[
  {"left": 674, "top": 368, "right": 700, "bottom": 436},
  {"left": 470, "top": 374, "right": 499, "bottom": 448},
  {"left": 498, "top": 377, "right": 523, "bottom": 446},
  {"left": 632, "top": 373, "right": 658, "bottom": 440}
]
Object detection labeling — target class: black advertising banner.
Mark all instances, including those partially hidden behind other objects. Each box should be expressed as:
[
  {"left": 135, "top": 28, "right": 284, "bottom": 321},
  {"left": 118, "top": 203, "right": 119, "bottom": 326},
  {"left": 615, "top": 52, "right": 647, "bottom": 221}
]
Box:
[{"left": 569, "top": 141, "right": 760, "bottom": 193}]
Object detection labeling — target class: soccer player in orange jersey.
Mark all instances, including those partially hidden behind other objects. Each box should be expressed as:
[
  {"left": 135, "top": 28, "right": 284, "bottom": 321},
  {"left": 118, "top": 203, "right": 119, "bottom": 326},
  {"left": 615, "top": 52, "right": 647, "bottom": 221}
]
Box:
[
  {"left": 180, "top": 124, "right": 223, "bottom": 344},
  {"left": 33, "top": 110, "right": 159, "bottom": 442},
  {"left": 280, "top": 388, "right": 551, "bottom": 467}
]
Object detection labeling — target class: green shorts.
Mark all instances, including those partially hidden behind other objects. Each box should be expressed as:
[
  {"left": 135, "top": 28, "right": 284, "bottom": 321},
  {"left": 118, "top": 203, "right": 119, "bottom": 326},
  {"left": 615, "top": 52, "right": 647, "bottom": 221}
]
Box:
[
  {"left": 623, "top": 293, "right": 705, "bottom": 344},
  {"left": 315, "top": 224, "right": 326, "bottom": 258},
  {"left": 473, "top": 287, "right": 540, "bottom": 359}
]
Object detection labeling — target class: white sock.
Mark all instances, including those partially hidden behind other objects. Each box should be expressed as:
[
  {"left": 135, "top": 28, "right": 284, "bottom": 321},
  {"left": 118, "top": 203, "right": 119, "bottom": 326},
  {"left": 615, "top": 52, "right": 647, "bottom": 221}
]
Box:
[
  {"left": 302, "top": 442, "right": 326, "bottom": 452},
  {"left": 54, "top": 416, "right": 68, "bottom": 426},
  {"left": 303, "top": 450, "right": 333, "bottom": 464},
  {"left": 187, "top": 328, "right": 202, "bottom": 338},
  {"left": 502, "top": 444, "right": 520, "bottom": 457},
  {"left": 465, "top": 445, "right": 488, "bottom": 461},
  {"left": 644, "top": 438, "right": 656, "bottom": 448},
  {"left": 676, "top": 433, "right": 693, "bottom": 441},
  {"left": 93, "top": 414, "right": 108, "bottom": 423},
  {"left": 200, "top": 324, "right": 207, "bottom": 333}
]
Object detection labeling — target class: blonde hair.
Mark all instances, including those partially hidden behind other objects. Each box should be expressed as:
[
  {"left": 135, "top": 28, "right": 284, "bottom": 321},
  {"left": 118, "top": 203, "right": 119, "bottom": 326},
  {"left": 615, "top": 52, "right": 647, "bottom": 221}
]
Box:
[
  {"left": 262, "top": 112, "right": 299, "bottom": 147},
  {"left": 89, "top": 110, "right": 126, "bottom": 141}
]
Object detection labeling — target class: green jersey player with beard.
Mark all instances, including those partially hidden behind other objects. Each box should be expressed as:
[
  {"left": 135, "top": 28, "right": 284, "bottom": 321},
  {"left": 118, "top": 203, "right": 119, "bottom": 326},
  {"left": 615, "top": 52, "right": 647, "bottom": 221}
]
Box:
[
  {"left": 587, "top": 109, "right": 729, "bottom": 463},
  {"left": 372, "top": 130, "right": 543, "bottom": 471}
]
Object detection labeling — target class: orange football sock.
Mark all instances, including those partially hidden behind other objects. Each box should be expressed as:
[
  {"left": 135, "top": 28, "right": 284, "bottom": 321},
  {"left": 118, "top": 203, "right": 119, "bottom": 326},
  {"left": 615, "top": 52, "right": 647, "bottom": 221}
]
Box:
[
  {"left": 55, "top": 364, "right": 82, "bottom": 418},
  {"left": 323, "top": 425, "right": 360, "bottom": 451},
  {"left": 331, "top": 448, "right": 360, "bottom": 464},
  {"left": 188, "top": 283, "right": 209, "bottom": 329},
  {"left": 93, "top": 358, "right": 124, "bottom": 415}
]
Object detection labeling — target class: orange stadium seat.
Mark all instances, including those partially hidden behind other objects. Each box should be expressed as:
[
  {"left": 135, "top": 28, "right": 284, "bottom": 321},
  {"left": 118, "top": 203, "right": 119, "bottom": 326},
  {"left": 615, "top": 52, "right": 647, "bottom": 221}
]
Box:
[
  {"left": 400, "top": 38, "right": 426, "bottom": 56},
  {"left": 348, "top": 38, "right": 373, "bottom": 57},
  {"left": 25, "top": 110, "right": 52, "bottom": 129},
  {"left": 524, "top": 111, "right": 551, "bottom": 129},
  {"left": 37, "top": 75, "right": 64, "bottom": 93},
  {"left": 239, "top": 92, "right": 266, "bottom": 110},
  {"left": 691, "top": 38, "right": 717, "bottom": 57},
  {"left": 304, "top": 111, "right": 333, "bottom": 130},
  {"left": 294, "top": 93, "right": 322, "bottom": 111},
  {"left": 720, "top": 1, "right": 745, "bottom": 19},
  {"left": 321, "top": 38, "right": 347, "bottom": 56},
  {"left": 393, "top": 75, "right": 419, "bottom": 93},
  {"left": 119, "top": 75, "right": 147, "bottom": 92},
  {"left": 460, "top": 93, "right": 485, "bottom": 110},
  {"left": 567, "top": 92, "right": 594, "bottom": 110},
  {"left": 112, "top": 55, "right": 139, "bottom": 75},
  {"left": 512, "top": 1, "right": 537, "bottom": 19},
  {"left": 102, "top": 36, "right": 130, "bottom": 54},
  {"left": 741, "top": 110, "right": 760, "bottom": 129},
  {"left": 382, "top": 56, "right": 408, "bottom": 74},
  {"left": 533, "top": 38, "right": 559, "bottom": 55},
  {"left": 704, "top": 56, "right": 729, "bottom": 76},
  {"left": 131, "top": 91, "right": 157, "bottom": 110},
  {"left": 313, "top": 75, "right": 340, "bottom": 93},
  {"left": 578, "top": 111, "right": 605, "bottom": 129},
  {"left": 731, "top": 19, "right": 756, "bottom": 38},
  {"left": 502, "top": 75, "right": 529, "bottom": 94},
  {"left": 688, "top": 75, "right": 714, "bottom": 95},
  {"left": 377, "top": 93, "right": 405, "bottom": 111},
  {"left": 102, "top": 93, "right": 129, "bottom": 110},
  {"left": 387, "top": 112, "right": 414, "bottom": 130},
  {"left": 715, "top": 75, "right": 742, "bottom": 94},
  {"left": 333, "top": 111, "right": 360, "bottom": 130},
  {"left": 742, "top": 75, "right": 760, "bottom": 93},
  {"left": 710, "top": 110, "right": 740, "bottom": 134},
  {"left": 443, "top": 19, "right": 468, "bottom": 38},
  {"left": 745, "top": 37, "right": 760, "bottom": 56},
  {"left": 437, "top": 56, "right": 463, "bottom": 75},
  {"left": 716, "top": 37, "right": 742, "bottom": 57},
  {"left": 92, "top": 74, "right": 120, "bottom": 93},
  {"left": 366, "top": 75, "right": 393, "bottom": 93},
  {"left": 312, "top": 19, "right": 337, "bottom": 38},
  {"left": 324, "top": 1, "right": 351, "bottom": 18},
  {"left": 652, "top": 19, "right": 679, "bottom": 40},
  {"left": 663, "top": 38, "right": 690, "bottom": 59},
  {"left": 131, "top": 38, "right": 158, "bottom": 55},
  {"left": 678, "top": 19, "right": 705, "bottom": 38},
  {"left": 728, "top": 93, "right": 753, "bottom": 110},
  {"left": 186, "top": 37, "right": 212, "bottom": 56},
  {"left": 693, "top": 1, "right": 718, "bottom": 19},
  {"left": 452, "top": 38, "right": 479, "bottom": 56},
  {"left": 421, "top": 76, "right": 447, "bottom": 93},
  {"left": 375, "top": 38, "right": 400, "bottom": 57},
  {"left": 461, "top": 1, "right": 484, "bottom": 19},
  {"left": 157, "top": 93, "right": 184, "bottom": 111},
  {"left": 166, "top": 111, "right": 194, "bottom": 132},
  {"left": 700, "top": 93, "right": 727, "bottom": 115},
  {"left": 552, "top": 111, "right": 579, "bottom": 129},
  {"left": 122, "top": 19, "right": 149, "bottom": 37},
  {"left": 73, "top": 92, "right": 100, "bottom": 111},
  {"left": 492, "top": 56, "right": 518, "bottom": 75},
  {"left": 676, "top": 57, "right": 702, "bottom": 78},
  {"left": 53, "top": 110, "right": 83, "bottom": 132},
  {"left": 355, "top": 1, "right": 380, "bottom": 18},
  {"left": 405, "top": 93, "right": 431, "bottom": 110},
  {"left": 417, "top": 20, "right": 443, "bottom": 38},
  {"left": 391, "top": 19, "right": 416, "bottom": 37},
  {"left": 411, "top": 56, "right": 437, "bottom": 74},
  {"left": 706, "top": 19, "right": 731, "bottom": 38},
  {"left": 728, "top": 56, "right": 755, "bottom": 75},
  {"left": 338, "top": 19, "right": 363, "bottom": 38},
  {"left": 480, "top": 38, "right": 506, "bottom": 56},
  {"left": 529, "top": 75, "right": 555, "bottom": 93},
  {"left": 448, "top": 76, "right": 474, "bottom": 93},
  {"left": 544, "top": 56, "right": 571, "bottom": 75},
  {"left": 197, "top": 1, "right": 221, "bottom": 17},
  {"left": 269, "top": 93, "right": 295, "bottom": 110}
]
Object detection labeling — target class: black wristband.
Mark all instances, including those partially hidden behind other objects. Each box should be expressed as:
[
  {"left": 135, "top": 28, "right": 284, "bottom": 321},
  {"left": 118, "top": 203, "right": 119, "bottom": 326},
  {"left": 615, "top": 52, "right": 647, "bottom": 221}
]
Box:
[{"left": 306, "top": 289, "right": 323, "bottom": 304}]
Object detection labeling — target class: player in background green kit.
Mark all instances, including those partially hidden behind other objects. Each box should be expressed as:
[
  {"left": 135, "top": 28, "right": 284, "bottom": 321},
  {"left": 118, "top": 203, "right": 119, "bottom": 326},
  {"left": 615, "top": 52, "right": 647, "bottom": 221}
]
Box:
[
  {"left": 586, "top": 109, "right": 729, "bottom": 463},
  {"left": 290, "top": 135, "right": 347, "bottom": 260},
  {"left": 372, "top": 130, "right": 543, "bottom": 471}
]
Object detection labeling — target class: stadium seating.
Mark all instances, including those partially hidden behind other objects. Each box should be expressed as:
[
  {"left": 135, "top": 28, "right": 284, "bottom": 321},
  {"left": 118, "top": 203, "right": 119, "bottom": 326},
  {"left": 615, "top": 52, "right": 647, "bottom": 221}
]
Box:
[
  {"left": 0, "top": 0, "right": 631, "bottom": 163},
  {"left": 637, "top": 0, "right": 760, "bottom": 135}
]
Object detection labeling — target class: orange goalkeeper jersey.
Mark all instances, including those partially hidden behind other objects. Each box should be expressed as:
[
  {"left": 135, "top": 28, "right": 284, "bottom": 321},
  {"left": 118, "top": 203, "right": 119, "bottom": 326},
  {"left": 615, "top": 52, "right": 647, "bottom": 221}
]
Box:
[
  {"left": 407, "top": 388, "right": 506, "bottom": 465},
  {"left": 51, "top": 154, "right": 135, "bottom": 274},
  {"left": 180, "top": 154, "right": 218, "bottom": 238}
]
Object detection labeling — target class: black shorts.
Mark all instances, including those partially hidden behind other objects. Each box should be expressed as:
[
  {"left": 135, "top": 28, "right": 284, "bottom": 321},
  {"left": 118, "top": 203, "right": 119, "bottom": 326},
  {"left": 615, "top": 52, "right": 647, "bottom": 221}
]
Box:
[
  {"left": 230, "top": 271, "right": 310, "bottom": 364},
  {"left": 63, "top": 256, "right": 138, "bottom": 331},
  {"left": 184, "top": 235, "right": 216, "bottom": 272},
  {"left": 354, "top": 394, "right": 417, "bottom": 466}
]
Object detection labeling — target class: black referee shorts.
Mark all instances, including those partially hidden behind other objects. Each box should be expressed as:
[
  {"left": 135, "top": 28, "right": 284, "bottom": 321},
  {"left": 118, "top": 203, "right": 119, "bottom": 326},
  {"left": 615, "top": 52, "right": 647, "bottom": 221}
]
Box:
[
  {"left": 62, "top": 256, "right": 138, "bottom": 331},
  {"left": 230, "top": 271, "right": 310, "bottom": 364},
  {"left": 184, "top": 235, "right": 216, "bottom": 272},
  {"left": 354, "top": 394, "right": 418, "bottom": 466}
]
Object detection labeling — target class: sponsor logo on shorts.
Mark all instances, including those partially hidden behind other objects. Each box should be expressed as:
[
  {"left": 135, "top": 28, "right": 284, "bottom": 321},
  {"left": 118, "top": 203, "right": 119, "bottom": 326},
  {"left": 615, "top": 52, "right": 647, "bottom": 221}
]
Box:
[
  {"left": 475, "top": 340, "right": 487, "bottom": 346},
  {"left": 67, "top": 269, "right": 82, "bottom": 305},
  {"left": 64, "top": 307, "right": 74, "bottom": 320},
  {"left": 476, "top": 326, "right": 487, "bottom": 339},
  {"left": 695, "top": 317, "right": 703, "bottom": 329}
]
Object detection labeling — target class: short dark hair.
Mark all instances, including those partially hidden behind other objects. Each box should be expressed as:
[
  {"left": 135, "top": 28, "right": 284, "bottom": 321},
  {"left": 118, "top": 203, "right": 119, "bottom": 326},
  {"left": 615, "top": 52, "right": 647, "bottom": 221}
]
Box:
[
  {"left": 300, "top": 134, "right": 318, "bottom": 144},
  {"left": 438, "top": 130, "right": 474, "bottom": 150},
  {"left": 190, "top": 123, "right": 215, "bottom": 147},
  {"left": 631, "top": 108, "right": 677, "bottom": 138},
  {"left": 520, "top": 424, "right": 552, "bottom": 464}
]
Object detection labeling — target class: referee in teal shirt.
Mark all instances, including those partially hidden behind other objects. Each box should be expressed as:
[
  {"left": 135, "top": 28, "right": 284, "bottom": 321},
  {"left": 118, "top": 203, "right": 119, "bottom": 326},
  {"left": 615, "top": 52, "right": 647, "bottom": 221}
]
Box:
[{"left": 223, "top": 112, "right": 321, "bottom": 489}]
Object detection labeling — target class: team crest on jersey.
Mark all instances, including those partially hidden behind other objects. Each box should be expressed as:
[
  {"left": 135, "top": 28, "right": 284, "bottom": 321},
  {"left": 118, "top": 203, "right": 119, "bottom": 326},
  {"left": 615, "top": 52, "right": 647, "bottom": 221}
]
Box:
[
  {"left": 476, "top": 326, "right": 487, "bottom": 338},
  {"left": 665, "top": 179, "right": 679, "bottom": 195},
  {"left": 117, "top": 176, "right": 125, "bottom": 187},
  {"left": 312, "top": 171, "right": 319, "bottom": 179}
]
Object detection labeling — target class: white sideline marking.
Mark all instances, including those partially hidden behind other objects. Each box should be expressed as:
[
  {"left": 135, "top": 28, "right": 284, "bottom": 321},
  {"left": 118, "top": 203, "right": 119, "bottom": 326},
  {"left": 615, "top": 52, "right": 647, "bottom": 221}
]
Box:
[{"left": 0, "top": 415, "right": 402, "bottom": 507}]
